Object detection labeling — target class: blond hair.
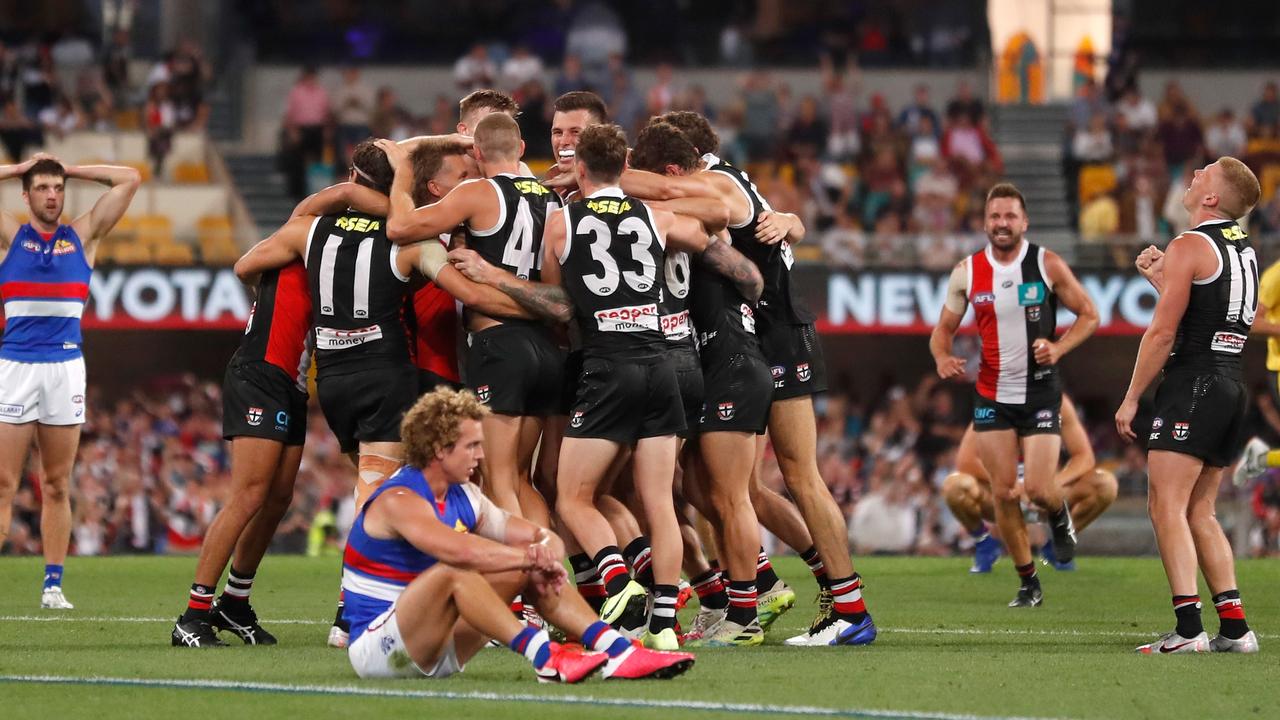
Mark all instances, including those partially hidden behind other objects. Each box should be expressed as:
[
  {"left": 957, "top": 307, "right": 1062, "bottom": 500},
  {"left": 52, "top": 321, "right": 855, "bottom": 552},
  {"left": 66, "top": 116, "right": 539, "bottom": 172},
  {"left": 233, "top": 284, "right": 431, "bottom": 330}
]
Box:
[
  {"left": 1216, "top": 156, "right": 1261, "bottom": 218},
  {"left": 474, "top": 112, "right": 522, "bottom": 162},
  {"left": 401, "top": 388, "right": 489, "bottom": 468}
]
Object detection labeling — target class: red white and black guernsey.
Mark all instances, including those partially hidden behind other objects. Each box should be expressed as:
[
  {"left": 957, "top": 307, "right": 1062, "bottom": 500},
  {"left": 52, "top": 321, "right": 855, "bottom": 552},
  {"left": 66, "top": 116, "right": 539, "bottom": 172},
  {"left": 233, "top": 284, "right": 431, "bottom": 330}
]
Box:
[
  {"left": 234, "top": 261, "right": 313, "bottom": 391},
  {"left": 961, "top": 240, "right": 1060, "bottom": 406}
]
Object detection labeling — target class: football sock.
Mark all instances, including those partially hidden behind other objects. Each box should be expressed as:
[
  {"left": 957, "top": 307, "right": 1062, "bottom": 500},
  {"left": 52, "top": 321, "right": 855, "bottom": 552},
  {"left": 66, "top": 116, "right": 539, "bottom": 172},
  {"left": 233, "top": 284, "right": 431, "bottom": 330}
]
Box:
[
  {"left": 690, "top": 568, "right": 729, "bottom": 610},
  {"left": 1015, "top": 562, "right": 1040, "bottom": 589},
  {"left": 510, "top": 596, "right": 525, "bottom": 620},
  {"left": 649, "top": 584, "right": 679, "bottom": 633},
  {"left": 968, "top": 522, "right": 989, "bottom": 539},
  {"left": 510, "top": 626, "right": 552, "bottom": 670},
  {"left": 828, "top": 574, "right": 868, "bottom": 620},
  {"left": 582, "top": 620, "right": 632, "bottom": 658},
  {"left": 1212, "top": 590, "right": 1249, "bottom": 639},
  {"left": 726, "top": 580, "right": 758, "bottom": 625},
  {"left": 570, "top": 553, "right": 606, "bottom": 613},
  {"left": 755, "top": 548, "right": 781, "bottom": 589},
  {"left": 219, "top": 566, "right": 255, "bottom": 605},
  {"left": 622, "top": 536, "right": 654, "bottom": 590},
  {"left": 594, "top": 546, "right": 632, "bottom": 597},
  {"left": 333, "top": 591, "right": 348, "bottom": 632},
  {"left": 43, "top": 564, "right": 63, "bottom": 591},
  {"left": 185, "top": 583, "right": 215, "bottom": 620},
  {"left": 799, "top": 546, "right": 828, "bottom": 587},
  {"left": 1173, "top": 595, "right": 1204, "bottom": 638}
]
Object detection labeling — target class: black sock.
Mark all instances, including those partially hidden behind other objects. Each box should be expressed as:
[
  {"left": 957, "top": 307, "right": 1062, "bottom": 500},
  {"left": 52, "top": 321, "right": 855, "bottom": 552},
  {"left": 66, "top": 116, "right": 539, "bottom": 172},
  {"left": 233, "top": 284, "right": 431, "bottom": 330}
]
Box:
[
  {"left": 649, "top": 584, "right": 679, "bottom": 633},
  {"left": 219, "top": 565, "right": 255, "bottom": 606},
  {"left": 689, "top": 569, "right": 729, "bottom": 610},
  {"left": 1173, "top": 595, "right": 1204, "bottom": 638},
  {"left": 725, "top": 580, "right": 758, "bottom": 625},
  {"left": 593, "top": 546, "right": 632, "bottom": 597},
  {"left": 333, "top": 593, "right": 349, "bottom": 632},
  {"left": 799, "top": 545, "right": 828, "bottom": 588},
  {"left": 755, "top": 547, "right": 781, "bottom": 590},
  {"left": 1015, "top": 562, "right": 1040, "bottom": 590},
  {"left": 622, "top": 536, "right": 654, "bottom": 589},
  {"left": 1212, "top": 590, "right": 1249, "bottom": 639}
]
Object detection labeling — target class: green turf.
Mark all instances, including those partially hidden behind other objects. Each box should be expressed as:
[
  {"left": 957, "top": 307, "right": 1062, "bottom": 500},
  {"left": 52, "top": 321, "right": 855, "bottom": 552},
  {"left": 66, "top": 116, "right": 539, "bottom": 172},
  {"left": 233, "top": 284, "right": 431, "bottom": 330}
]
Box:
[{"left": 0, "top": 555, "right": 1274, "bottom": 719}]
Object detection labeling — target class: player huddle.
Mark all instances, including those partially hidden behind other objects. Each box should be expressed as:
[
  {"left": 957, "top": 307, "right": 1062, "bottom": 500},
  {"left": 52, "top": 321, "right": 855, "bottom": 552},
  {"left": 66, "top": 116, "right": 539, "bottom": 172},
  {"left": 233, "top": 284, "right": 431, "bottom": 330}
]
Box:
[{"left": 0, "top": 83, "right": 1254, "bottom": 681}]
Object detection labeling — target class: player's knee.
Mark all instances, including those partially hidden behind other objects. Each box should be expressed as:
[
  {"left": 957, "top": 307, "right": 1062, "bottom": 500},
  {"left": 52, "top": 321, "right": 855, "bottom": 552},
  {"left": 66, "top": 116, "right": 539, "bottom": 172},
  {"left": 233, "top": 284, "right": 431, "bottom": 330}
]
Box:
[
  {"left": 1093, "top": 470, "right": 1119, "bottom": 507},
  {"left": 38, "top": 476, "right": 70, "bottom": 504},
  {"left": 992, "top": 483, "right": 1022, "bottom": 504},
  {"left": 942, "top": 473, "right": 978, "bottom": 503}
]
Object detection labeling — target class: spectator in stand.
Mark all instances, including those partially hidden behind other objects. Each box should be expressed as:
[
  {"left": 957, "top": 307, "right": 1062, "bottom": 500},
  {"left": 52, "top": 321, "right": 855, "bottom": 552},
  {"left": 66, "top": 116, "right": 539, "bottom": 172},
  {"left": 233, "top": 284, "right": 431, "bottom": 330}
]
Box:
[
  {"left": 101, "top": 29, "right": 131, "bottom": 106},
  {"left": 1115, "top": 84, "right": 1157, "bottom": 134},
  {"left": 0, "top": 42, "right": 21, "bottom": 102},
  {"left": 821, "top": 59, "right": 860, "bottom": 161},
  {"left": 606, "top": 69, "right": 643, "bottom": 139},
  {"left": 145, "top": 82, "right": 176, "bottom": 175},
  {"left": 564, "top": 0, "right": 627, "bottom": 78},
  {"left": 21, "top": 53, "right": 57, "bottom": 122},
  {"left": 912, "top": 156, "right": 959, "bottom": 232},
  {"left": 1069, "top": 77, "right": 1107, "bottom": 131},
  {"left": 1249, "top": 81, "right": 1280, "bottom": 136},
  {"left": 332, "top": 66, "right": 375, "bottom": 164},
  {"left": 645, "top": 61, "right": 677, "bottom": 116},
  {"left": 553, "top": 53, "right": 590, "bottom": 97},
  {"left": 740, "top": 70, "right": 779, "bottom": 160},
  {"left": 453, "top": 43, "right": 496, "bottom": 94},
  {"left": 1156, "top": 98, "right": 1203, "bottom": 174},
  {"left": 1156, "top": 80, "right": 1196, "bottom": 123},
  {"left": 500, "top": 44, "right": 544, "bottom": 91},
  {"left": 907, "top": 114, "right": 942, "bottom": 169},
  {"left": 0, "top": 94, "right": 38, "bottom": 160},
  {"left": 1161, "top": 161, "right": 1195, "bottom": 235},
  {"left": 897, "top": 84, "right": 940, "bottom": 139},
  {"left": 859, "top": 145, "right": 906, "bottom": 227},
  {"left": 674, "top": 84, "right": 715, "bottom": 122},
  {"left": 1079, "top": 189, "right": 1120, "bottom": 241},
  {"left": 785, "top": 95, "right": 828, "bottom": 160},
  {"left": 941, "top": 107, "right": 1001, "bottom": 184},
  {"left": 1205, "top": 107, "right": 1247, "bottom": 159},
  {"left": 37, "top": 93, "right": 84, "bottom": 139},
  {"left": 168, "top": 51, "right": 207, "bottom": 130},
  {"left": 1072, "top": 112, "right": 1114, "bottom": 163},
  {"left": 945, "top": 78, "right": 984, "bottom": 124},
  {"left": 368, "top": 86, "right": 404, "bottom": 140},
  {"left": 1119, "top": 172, "right": 1160, "bottom": 241},
  {"left": 281, "top": 65, "right": 331, "bottom": 201},
  {"left": 1112, "top": 112, "right": 1142, "bottom": 156}
]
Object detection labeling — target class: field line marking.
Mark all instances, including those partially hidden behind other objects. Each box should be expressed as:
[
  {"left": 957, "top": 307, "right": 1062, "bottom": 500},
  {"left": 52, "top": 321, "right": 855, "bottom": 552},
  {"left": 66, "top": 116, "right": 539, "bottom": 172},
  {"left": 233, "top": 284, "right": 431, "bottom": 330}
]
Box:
[
  {"left": 0, "top": 615, "right": 1163, "bottom": 638},
  {"left": 0, "top": 674, "right": 1068, "bottom": 720}
]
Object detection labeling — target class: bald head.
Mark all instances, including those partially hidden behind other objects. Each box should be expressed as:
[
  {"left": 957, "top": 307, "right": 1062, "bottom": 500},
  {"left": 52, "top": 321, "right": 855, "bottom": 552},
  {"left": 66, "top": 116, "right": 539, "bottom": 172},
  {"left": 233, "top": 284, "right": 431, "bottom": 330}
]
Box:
[
  {"left": 474, "top": 112, "right": 523, "bottom": 163},
  {"left": 1215, "top": 156, "right": 1261, "bottom": 219}
]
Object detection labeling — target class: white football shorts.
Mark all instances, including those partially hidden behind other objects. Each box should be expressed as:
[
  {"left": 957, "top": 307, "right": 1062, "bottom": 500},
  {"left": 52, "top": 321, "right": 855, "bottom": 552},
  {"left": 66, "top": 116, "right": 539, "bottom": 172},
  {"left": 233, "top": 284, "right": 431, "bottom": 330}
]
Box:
[
  {"left": 348, "top": 603, "right": 463, "bottom": 679},
  {"left": 0, "top": 357, "right": 86, "bottom": 425}
]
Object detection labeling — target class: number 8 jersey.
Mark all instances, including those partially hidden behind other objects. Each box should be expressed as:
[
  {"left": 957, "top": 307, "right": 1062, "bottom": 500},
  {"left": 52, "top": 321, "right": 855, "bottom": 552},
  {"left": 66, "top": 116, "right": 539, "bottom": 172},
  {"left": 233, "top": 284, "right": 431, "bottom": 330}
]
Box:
[{"left": 560, "top": 187, "right": 668, "bottom": 358}]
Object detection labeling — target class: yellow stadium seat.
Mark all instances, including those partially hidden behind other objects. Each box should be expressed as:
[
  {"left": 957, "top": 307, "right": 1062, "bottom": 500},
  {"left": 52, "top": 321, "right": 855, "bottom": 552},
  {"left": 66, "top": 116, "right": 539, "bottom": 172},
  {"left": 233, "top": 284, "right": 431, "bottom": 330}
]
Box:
[
  {"left": 106, "top": 215, "right": 138, "bottom": 244},
  {"left": 173, "top": 162, "right": 210, "bottom": 184},
  {"left": 200, "top": 240, "right": 241, "bottom": 266},
  {"left": 1077, "top": 164, "right": 1117, "bottom": 204},
  {"left": 1260, "top": 163, "right": 1280, "bottom": 202},
  {"left": 114, "top": 109, "right": 141, "bottom": 130},
  {"left": 110, "top": 242, "right": 153, "bottom": 265},
  {"left": 153, "top": 243, "right": 195, "bottom": 265},
  {"left": 135, "top": 214, "right": 174, "bottom": 248}
]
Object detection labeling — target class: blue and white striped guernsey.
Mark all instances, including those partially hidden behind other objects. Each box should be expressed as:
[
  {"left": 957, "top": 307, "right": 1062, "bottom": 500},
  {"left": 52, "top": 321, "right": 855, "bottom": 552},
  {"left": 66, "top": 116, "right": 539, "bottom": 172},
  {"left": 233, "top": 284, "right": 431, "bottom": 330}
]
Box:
[{"left": 0, "top": 223, "right": 91, "bottom": 362}]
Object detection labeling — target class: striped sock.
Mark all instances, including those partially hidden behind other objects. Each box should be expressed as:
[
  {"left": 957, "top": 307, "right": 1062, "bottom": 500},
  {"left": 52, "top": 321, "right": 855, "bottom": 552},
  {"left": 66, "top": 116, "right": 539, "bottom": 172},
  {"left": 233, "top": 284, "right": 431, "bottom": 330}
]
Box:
[
  {"left": 593, "top": 546, "right": 632, "bottom": 597},
  {"left": 220, "top": 566, "right": 254, "bottom": 604},
  {"left": 570, "top": 553, "right": 607, "bottom": 613},
  {"left": 690, "top": 569, "right": 729, "bottom": 610},
  {"left": 623, "top": 537, "right": 654, "bottom": 590},
  {"left": 799, "top": 546, "right": 828, "bottom": 588},
  {"left": 510, "top": 596, "right": 525, "bottom": 621},
  {"left": 756, "top": 548, "right": 781, "bottom": 590},
  {"left": 1212, "top": 590, "right": 1248, "bottom": 639},
  {"left": 828, "top": 574, "right": 867, "bottom": 619},
  {"left": 187, "top": 583, "right": 215, "bottom": 614},
  {"left": 1173, "top": 595, "right": 1203, "bottom": 638},
  {"left": 649, "top": 584, "right": 679, "bottom": 633},
  {"left": 726, "top": 580, "right": 758, "bottom": 625},
  {"left": 582, "top": 620, "right": 632, "bottom": 657},
  {"left": 43, "top": 564, "right": 64, "bottom": 591},
  {"left": 510, "top": 626, "right": 552, "bottom": 670}
]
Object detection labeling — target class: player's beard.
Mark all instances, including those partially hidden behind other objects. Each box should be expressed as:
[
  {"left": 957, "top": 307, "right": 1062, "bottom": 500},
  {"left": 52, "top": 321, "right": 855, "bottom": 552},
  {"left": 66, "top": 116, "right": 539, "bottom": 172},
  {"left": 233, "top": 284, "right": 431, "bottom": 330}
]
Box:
[
  {"left": 988, "top": 227, "right": 1020, "bottom": 251},
  {"left": 34, "top": 203, "right": 61, "bottom": 226}
]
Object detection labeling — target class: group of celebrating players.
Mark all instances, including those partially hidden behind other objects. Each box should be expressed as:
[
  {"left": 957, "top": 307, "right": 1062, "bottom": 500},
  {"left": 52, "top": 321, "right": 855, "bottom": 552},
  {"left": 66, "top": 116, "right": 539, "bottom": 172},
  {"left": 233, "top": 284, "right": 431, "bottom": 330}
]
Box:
[{"left": 0, "top": 82, "right": 1260, "bottom": 685}]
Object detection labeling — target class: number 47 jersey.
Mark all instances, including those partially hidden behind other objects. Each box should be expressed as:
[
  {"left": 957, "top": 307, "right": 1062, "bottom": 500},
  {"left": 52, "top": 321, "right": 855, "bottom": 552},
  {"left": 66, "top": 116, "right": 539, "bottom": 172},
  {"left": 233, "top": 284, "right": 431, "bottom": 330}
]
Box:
[{"left": 467, "top": 174, "right": 556, "bottom": 282}]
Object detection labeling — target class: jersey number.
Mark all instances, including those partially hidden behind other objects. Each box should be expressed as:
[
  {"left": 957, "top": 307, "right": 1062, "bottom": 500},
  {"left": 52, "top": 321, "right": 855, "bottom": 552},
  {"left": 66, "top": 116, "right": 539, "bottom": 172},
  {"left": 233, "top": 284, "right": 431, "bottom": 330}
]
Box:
[
  {"left": 317, "top": 234, "right": 375, "bottom": 318},
  {"left": 501, "top": 197, "right": 541, "bottom": 279},
  {"left": 664, "top": 251, "right": 690, "bottom": 299},
  {"left": 1224, "top": 244, "right": 1258, "bottom": 325},
  {"left": 578, "top": 216, "right": 657, "bottom": 297}
]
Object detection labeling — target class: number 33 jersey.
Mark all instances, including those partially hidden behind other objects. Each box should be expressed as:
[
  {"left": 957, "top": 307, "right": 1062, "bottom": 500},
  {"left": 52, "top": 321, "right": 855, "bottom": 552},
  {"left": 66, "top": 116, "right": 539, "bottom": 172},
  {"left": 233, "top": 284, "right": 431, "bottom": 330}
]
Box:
[
  {"left": 560, "top": 187, "right": 668, "bottom": 358},
  {"left": 304, "top": 211, "right": 412, "bottom": 374}
]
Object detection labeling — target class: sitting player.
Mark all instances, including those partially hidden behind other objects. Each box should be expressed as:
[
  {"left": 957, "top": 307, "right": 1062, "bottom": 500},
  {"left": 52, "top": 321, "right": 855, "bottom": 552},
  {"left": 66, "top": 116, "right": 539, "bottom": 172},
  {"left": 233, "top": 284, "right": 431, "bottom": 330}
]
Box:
[
  {"left": 343, "top": 387, "right": 694, "bottom": 681},
  {"left": 942, "top": 393, "right": 1118, "bottom": 573}
]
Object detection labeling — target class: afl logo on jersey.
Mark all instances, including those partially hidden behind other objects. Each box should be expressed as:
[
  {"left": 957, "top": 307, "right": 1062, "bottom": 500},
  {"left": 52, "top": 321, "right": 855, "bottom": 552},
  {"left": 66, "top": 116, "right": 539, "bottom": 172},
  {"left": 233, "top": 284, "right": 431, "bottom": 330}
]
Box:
[
  {"left": 973, "top": 292, "right": 995, "bottom": 306},
  {"left": 476, "top": 385, "right": 491, "bottom": 404},
  {"left": 246, "top": 407, "right": 263, "bottom": 426}
]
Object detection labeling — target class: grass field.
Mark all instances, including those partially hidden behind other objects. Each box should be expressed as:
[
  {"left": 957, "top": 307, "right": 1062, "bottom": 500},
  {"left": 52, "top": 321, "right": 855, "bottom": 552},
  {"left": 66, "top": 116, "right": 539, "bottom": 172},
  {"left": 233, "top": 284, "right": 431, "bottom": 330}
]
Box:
[{"left": 0, "top": 555, "right": 1275, "bottom": 720}]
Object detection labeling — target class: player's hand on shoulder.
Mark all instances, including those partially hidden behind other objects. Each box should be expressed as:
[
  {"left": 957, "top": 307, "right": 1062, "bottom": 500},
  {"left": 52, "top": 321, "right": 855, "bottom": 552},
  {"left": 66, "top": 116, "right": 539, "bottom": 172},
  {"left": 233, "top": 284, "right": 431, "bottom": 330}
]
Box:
[{"left": 936, "top": 355, "right": 966, "bottom": 379}]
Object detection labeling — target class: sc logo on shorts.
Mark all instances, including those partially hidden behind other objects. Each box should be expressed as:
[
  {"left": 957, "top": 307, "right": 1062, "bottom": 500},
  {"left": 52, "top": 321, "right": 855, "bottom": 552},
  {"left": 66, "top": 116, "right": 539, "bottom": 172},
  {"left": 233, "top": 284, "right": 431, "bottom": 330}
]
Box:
[{"left": 974, "top": 407, "right": 996, "bottom": 424}]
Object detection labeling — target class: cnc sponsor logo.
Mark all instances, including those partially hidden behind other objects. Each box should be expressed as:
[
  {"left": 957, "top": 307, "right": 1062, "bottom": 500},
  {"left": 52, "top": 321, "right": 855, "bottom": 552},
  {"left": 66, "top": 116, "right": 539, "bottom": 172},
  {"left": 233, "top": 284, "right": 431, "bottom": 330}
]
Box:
[
  {"left": 275, "top": 411, "right": 289, "bottom": 432},
  {"left": 974, "top": 406, "right": 996, "bottom": 424},
  {"left": 315, "top": 325, "right": 384, "bottom": 349},
  {"left": 771, "top": 365, "right": 785, "bottom": 389},
  {"left": 0, "top": 402, "right": 25, "bottom": 417}
]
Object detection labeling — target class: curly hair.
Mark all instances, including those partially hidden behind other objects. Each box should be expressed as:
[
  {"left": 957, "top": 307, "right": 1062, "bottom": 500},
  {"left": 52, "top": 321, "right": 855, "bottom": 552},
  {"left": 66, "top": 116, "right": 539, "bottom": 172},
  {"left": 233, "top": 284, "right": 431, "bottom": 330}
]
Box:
[
  {"left": 401, "top": 387, "right": 490, "bottom": 469},
  {"left": 630, "top": 121, "right": 698, "bottom": 174},
  {"left": 657, "top": 111, "right": 718, "bottom": 155}
]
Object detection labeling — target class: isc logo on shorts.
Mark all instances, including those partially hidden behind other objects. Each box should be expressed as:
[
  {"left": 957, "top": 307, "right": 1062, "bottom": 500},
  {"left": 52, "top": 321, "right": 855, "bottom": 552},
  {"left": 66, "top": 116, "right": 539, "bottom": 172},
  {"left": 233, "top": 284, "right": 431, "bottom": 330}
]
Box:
[{"left": 246, "top": 407, "right": 263, "bottom": 426}]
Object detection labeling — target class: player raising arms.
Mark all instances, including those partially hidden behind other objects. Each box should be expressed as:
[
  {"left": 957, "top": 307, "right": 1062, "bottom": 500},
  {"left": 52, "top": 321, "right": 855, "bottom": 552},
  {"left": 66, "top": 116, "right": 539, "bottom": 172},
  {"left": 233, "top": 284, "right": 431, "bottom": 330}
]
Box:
[
  {"left": 344, "top": 387, "right": 693, "bottom": 681},
  {"left": 932, "top": 183, "right": 1098, "bottom": 608},
  {"left": 1117, "top": 157, "right": 1261, "bottom": 654},
  {"left": 374, "top": 113, "right": 562, "bottom": 530},
  {"left": 942, "top": 393, "right": 1118, "bottom": 573},
  {"left": 0, "top": 154, "right": 140, "bottom": 609}
]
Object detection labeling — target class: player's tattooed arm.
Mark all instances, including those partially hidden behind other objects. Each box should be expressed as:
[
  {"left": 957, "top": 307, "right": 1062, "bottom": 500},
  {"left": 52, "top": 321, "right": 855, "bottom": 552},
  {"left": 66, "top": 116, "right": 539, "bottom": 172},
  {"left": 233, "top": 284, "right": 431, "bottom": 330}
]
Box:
[
  {"left": 699, "top": 233, "right": 764, "bottom": 303},
  {"left": 290, "top": 182, "right": 388, "bottom": 220},
  {"left": 448, "top": 248, "right": 574, "bottom": 323}
]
